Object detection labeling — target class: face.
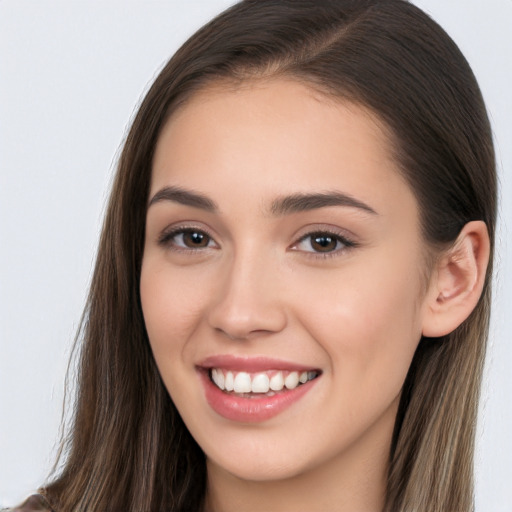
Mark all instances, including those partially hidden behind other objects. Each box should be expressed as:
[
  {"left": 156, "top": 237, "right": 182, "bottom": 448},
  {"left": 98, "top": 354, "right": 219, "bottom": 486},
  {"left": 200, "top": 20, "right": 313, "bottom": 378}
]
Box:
[{"left": 141, "top": 79, "right": 430, "bottom": 483}]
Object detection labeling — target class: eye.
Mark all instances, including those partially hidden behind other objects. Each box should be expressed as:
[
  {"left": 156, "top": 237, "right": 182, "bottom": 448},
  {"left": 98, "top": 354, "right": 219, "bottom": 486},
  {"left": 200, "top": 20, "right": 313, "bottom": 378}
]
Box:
[
  {"left": 159, "top": 227, "right": 217, "bottom": 250},
  {"left": 292, "top": 231, "right": 355, "bottom": 254}
]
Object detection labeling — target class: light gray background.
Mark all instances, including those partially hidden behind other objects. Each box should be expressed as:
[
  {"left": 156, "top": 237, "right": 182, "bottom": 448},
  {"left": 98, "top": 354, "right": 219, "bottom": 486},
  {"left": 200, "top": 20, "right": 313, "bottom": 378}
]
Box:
[{"left": 1, "top": 1, "right": 510, "bottom": 509}]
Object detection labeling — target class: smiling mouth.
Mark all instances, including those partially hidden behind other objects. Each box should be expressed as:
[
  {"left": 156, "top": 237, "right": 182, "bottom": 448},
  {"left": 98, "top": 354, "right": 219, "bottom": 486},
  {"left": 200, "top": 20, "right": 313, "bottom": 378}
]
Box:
[{"left": 209, "top": 368, "right": 320, "bottom": 398}]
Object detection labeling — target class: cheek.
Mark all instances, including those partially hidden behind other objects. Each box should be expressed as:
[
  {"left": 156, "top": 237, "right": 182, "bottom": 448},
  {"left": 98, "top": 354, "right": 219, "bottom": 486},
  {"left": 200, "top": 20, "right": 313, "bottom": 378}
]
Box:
[
  {"left": 140, "top": 260, "right": 211, "bottom": 365},
  {"left": 295, "top": 252, "right": 424, "bottom": 398}
]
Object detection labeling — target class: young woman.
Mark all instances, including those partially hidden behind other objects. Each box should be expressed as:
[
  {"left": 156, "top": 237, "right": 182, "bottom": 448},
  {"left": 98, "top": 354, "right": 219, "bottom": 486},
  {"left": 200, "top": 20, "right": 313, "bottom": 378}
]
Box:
[{"left": 12, "top": 0, "right": 497, "bottom": 510}]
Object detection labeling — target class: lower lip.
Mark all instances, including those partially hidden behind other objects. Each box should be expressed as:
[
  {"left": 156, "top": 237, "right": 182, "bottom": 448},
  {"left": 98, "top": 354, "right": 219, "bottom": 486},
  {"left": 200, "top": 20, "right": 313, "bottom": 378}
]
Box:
[{"left": 200, "top": 370, "right": 318, "bottom": 423}]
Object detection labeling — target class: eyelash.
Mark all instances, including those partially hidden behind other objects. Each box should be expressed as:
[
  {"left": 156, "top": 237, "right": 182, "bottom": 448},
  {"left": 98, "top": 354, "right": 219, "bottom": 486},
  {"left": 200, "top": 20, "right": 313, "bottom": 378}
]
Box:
[
  {"left": 292, "top": 230, "right": 357, "bottom": 259},
  {"left": 157, "top": 225, "right": 357, "bottom": 259},
  {"left": 158, "top": 225, "right": 217, "bottom": 252}
]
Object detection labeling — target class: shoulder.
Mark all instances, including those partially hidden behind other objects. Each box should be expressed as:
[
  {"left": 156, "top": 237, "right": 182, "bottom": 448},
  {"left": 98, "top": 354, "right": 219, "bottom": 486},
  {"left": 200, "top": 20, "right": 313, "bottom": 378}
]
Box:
[{"left": 3, "top": 494, "right": 55, "bottom": 512}]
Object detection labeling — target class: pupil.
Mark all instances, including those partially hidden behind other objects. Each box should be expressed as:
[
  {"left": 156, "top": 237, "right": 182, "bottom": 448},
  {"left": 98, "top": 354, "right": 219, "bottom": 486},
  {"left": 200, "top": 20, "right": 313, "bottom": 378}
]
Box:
[
  {"left": 312, "top": 235, "right": 336, "bottom": 252},
  {"left": 185, "top": 231, "right": 208, "bottom": 247}
]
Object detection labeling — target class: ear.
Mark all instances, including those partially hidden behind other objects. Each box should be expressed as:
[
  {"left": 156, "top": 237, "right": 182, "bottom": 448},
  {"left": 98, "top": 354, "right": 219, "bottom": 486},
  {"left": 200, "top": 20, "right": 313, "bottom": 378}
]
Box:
[{"left": 422, "top": 221, "right": 490, "bottom": 338}]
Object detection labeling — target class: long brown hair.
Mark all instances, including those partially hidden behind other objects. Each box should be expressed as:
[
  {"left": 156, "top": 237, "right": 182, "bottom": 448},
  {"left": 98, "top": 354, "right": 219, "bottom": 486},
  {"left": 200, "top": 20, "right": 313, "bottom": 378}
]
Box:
[{"left": 44, "top": 1, "right": 496, "bottom": 510}]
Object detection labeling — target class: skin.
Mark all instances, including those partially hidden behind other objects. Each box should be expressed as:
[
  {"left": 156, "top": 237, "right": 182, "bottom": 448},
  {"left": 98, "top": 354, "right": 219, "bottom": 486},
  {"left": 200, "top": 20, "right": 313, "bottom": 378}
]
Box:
[{"left": 140, "top": 79, "right": 436, "bottom": 512}]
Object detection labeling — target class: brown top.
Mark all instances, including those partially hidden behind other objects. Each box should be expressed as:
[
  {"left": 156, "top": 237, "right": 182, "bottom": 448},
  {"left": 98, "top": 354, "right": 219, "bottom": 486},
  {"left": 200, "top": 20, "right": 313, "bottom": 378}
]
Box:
[{"left": 6, "top": 495, "right": 54, "bottom": 512}]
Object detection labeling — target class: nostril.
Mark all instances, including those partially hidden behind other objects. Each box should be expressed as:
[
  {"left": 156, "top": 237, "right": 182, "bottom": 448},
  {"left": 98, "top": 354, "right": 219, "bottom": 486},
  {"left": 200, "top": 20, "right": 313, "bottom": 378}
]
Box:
[{"left": 214, "top": 326, "right": 282, "bottom": 342}]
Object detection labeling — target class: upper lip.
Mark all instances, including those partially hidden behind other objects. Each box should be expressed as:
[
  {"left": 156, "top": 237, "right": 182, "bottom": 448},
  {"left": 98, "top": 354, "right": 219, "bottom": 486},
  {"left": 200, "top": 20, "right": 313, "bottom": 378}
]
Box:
[{"left": 198, "top": 355, "right": 320, "bottom": 373}]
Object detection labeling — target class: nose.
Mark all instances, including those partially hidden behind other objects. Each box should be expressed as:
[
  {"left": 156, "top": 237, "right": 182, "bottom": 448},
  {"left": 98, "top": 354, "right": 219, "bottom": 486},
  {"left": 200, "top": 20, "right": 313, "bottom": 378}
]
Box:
[{"left": 207, "top": 250, "right": 288, "bottom": 340}]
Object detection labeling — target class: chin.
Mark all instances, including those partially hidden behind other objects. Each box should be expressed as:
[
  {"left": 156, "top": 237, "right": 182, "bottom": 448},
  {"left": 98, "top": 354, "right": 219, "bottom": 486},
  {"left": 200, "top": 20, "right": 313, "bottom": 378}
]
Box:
[{"left": 207, "top": 454, "right": 309, "bottom": 483}]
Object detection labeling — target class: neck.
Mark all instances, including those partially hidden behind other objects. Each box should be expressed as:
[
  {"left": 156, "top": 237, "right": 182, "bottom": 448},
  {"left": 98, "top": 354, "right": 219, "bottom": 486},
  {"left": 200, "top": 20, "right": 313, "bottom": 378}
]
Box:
[{"left": 204, "top": 406, "right": 394, "bottom": 512}]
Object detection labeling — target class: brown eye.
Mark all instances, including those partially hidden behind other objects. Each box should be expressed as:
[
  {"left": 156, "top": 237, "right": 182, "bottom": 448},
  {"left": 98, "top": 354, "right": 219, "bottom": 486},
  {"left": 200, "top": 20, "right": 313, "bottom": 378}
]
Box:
[
  {"left": 310, "top": 234, "right": 338, "bottom": 252},
  {"left": 181, "top": 230, "right": 210, "bottom": 248},
  {"left": 160, "top": 228, "right": 216, "bottom": 250},
  {"left": 292, "top": 230, "right": 355, "bottom": 256}
]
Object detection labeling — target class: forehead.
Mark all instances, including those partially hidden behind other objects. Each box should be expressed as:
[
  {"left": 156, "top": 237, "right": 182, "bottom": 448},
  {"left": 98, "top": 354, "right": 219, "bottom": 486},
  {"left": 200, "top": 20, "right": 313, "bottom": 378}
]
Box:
[{"left": 151, "top": 78, "right": 417, "bottom": 222}]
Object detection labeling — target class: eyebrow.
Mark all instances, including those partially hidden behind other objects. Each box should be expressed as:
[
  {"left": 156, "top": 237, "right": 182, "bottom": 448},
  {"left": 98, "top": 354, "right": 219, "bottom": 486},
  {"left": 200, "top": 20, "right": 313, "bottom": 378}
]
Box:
[
  {"left": 148, "top": 186, "right": 377, "bottom": 216},
  {"left": 270, "top": 191, "right": 378, "bottom": 216},
  {"left": 148, "top": 186, "right": 218, "bottom": 212}
]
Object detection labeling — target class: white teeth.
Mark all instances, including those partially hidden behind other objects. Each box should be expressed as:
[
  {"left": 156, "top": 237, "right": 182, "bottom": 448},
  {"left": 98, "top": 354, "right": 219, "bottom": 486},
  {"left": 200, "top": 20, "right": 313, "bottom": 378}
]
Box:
[
  {"left": 284, "top": 371, "right": 299, "bottom": 390},
  {"left": 210, "top": 368, "right": 318, "bottom": 393},
  {"left": 211, "top": 368, "right": 225, "bottom": 390},
  {"left": 225, "top": 371, "right": 234, "bottom": 391},
  {"left": 269, "top": 372, "right": 284, "bottom": 391},
  {"left": 233, "top": 372, "right": 252, "bottom": 393},
  {"left": 251, "top": 373, "right": 270, "bottom": 393}
]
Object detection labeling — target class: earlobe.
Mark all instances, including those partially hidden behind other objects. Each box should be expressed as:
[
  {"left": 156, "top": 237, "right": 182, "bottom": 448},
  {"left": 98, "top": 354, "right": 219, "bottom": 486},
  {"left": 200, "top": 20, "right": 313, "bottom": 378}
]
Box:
[{"left": 422, "top": 221, "right": 490, "bottom": 338}]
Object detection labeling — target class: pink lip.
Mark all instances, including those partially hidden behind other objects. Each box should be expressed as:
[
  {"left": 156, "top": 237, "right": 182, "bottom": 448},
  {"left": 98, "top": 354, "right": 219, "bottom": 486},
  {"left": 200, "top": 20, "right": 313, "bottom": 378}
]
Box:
[
  {"left": 197, "top": 355, "right": 320, "bottom": 423},
  {"left": 199, "top": 354, "right": 316, "bottom": 372}
]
